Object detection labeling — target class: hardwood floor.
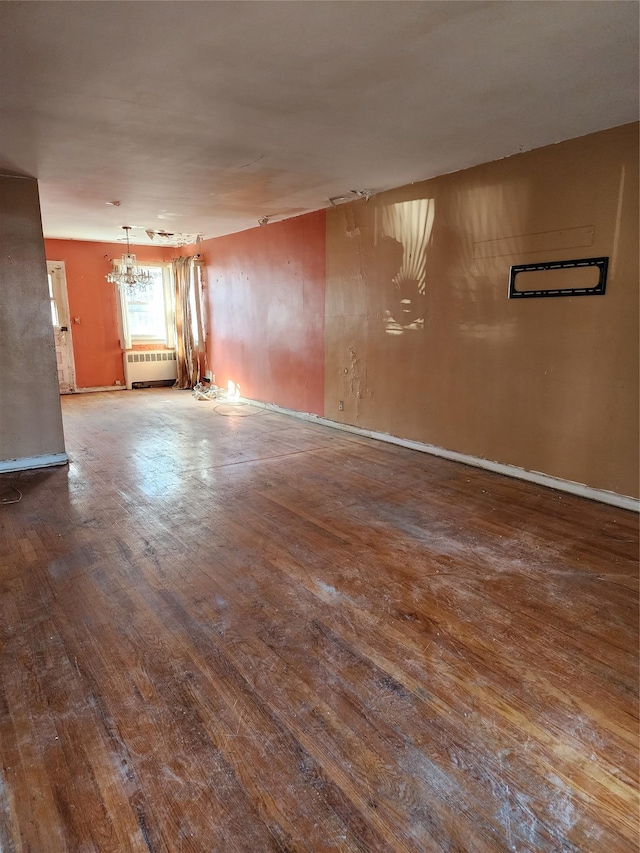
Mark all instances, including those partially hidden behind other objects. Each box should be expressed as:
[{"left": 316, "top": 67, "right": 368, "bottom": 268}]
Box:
[{"left": 0, "top": 389, "right": 637, "bottom": 852}]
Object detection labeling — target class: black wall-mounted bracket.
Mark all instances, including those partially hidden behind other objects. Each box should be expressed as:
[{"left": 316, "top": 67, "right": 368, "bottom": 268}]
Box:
[{"left": 508, "top": 256, "right": 608, "bottom": 299}]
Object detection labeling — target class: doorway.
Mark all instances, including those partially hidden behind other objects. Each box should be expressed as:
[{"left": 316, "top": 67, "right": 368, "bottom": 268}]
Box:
[{"left": 47, "top": 261, "right": 76, "bottom": 394}]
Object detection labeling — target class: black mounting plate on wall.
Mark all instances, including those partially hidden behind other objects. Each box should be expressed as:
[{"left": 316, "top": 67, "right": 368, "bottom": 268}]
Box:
[{"left": 508, "top": 256, "right": 608, "bottom": 299}]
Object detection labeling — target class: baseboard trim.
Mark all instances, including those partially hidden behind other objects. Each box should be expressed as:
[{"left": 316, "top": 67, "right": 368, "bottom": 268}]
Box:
[
  {"left": 0, "top": 452, "right": 69, "bottom": 474},
  {"left": 242, "top": 398, "right": 640, "bottom": 513},
  {"left": 74, "top": 386, "right": 127, "bottom": 394}
]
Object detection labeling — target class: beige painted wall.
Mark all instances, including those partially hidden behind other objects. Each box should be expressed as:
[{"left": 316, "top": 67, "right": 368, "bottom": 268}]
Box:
[
  {"left": 326, "top": 123, "right": 639, "bottom": 499},
  {"left": 0, "top": 175, "right": 66, "bottom": 465}
]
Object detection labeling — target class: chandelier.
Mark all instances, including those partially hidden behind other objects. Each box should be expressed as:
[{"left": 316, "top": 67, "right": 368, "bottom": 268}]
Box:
[{"left": 106, "top": 226, "right": 153, "bottom": 296}]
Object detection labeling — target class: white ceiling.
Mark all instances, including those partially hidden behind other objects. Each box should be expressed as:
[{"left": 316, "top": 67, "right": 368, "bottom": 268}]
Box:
[{"left": 0, "top": 1, "right": 638, "bottom": 245}]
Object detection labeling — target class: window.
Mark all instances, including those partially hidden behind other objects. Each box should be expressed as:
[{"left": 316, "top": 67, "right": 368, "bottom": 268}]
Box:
[
  {"left": 125, "top": 267, "right": 168, "bottom": 342},
  {"left": 188, "top": 261, "right": 204, "bottom": 345},
  {"left": 118, "top": 264, "right": 174, "bottom": 349},
  {"left": 47, "top": 271, "right": 59, "bottom": 327}
]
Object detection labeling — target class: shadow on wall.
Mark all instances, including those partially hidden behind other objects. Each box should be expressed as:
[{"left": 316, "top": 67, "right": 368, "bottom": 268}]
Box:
[
  {"left": 356, "top": 176, "right": 555, "bottom": 345},
  {"left": 342, "top": 198, "right": 435, "bottom": 336},
  {"left": 375, "top": 198, "right": 435, "bottom": 335},
  {"left": 447, "top": 180, "right": 525, "bottom": 344},
  {"left": 342, "top": 190, "right": 522, "bottom": 342},
  {"left": 367, "top": 183, "right": 529, "bottom": 343}
]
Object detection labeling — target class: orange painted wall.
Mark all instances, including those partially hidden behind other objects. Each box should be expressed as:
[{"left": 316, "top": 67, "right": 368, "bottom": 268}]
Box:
[
  {"left": 45, "top": 239, "right": 172, "bottom": 388},
  {"left": 198, "top": 125, "right": 637, "bottom": 498},
  {"left": 201, "top": 210, "right": 326, "bottom": 416}
]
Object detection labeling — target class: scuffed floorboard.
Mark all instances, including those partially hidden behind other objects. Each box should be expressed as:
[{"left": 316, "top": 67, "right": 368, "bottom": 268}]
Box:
[{"left": 0, "top": 389, "right": 637, "bottom": 851}]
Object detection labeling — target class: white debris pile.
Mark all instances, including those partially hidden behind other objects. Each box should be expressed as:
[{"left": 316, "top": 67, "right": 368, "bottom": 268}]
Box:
[
  {"left": 192, "top": 380, "right": 221, "bottom": 401},
  {"left": 193, "top": 378, "right": 242, "bottom": 403}
]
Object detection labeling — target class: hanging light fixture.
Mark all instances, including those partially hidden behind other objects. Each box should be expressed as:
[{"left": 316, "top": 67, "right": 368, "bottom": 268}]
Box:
[{"left": 106, "top": 226, "right": 153, "bottom": 296}]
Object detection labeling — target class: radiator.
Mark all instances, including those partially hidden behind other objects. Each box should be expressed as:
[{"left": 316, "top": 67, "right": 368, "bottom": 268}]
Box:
[{"left": 123, "top": 350, "right": 177, "bottom": 390}]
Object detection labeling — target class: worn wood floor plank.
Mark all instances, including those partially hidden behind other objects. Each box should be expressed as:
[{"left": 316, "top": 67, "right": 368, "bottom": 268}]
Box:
[{"left": 0, "top": 388, "right": 637, "bottom": 852}]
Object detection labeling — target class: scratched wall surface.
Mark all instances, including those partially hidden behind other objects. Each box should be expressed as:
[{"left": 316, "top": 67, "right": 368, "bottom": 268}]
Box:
[
  {"left": 325, "top": 123, "right": 639, "bottom": 499},
  {"left": 203, "top": 210, "right": 326, "bottom": 416}
]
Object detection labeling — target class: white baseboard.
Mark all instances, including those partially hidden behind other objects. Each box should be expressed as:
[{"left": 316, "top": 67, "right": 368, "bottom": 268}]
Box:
[
  {"left": 74, "top": 385, "right": 127, "bottom": 394},
  {"left": 242, "top": 398, "right": 640, "bottom": 513},
  {"left": 0, "top": 452, "right": 69, "bottom": 474}
]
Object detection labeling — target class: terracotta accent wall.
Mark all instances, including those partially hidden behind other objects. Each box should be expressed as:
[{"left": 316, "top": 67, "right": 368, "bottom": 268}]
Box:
[
  {"left": 0, "top": 176, "right": 65, "bottom": 463},
  {"left": 202, "top": 211, "right": 326, "bottom": 416},
  {"left": 45, "top": 239, "right": 173, "bottom": 388},
  {"left": 325, "top": 123, "right": 639, "bottom": 498}
]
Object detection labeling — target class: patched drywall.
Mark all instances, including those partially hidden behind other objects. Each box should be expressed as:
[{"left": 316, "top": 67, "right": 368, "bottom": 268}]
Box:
[
  {"left": 325, "top": 123, "right": 639, "bottom": 498},
  {"left": 0, "top": 176, "right": 66, "bottom": 463}
]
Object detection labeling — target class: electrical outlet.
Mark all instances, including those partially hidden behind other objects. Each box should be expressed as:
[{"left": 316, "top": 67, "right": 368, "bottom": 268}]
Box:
[
  {"left": 115, "top": 380, "right": 121, "bottom": 386},
  {"left": 338, "top": 400, "right": 344, "bottom": 411}
]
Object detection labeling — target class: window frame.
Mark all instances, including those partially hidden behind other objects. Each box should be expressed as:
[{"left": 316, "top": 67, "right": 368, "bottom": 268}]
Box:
[{"left": 118, "top": 263, "right": 175, "bottom": 350}]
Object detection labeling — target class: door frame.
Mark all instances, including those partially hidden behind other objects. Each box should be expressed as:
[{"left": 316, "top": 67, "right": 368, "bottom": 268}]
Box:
[{"left": 47, "top": 260, "right": 77, "bottom": 393}]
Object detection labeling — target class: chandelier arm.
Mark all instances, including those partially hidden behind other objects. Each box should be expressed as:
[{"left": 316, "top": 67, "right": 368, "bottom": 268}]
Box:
[{"left": 105, "top": 226, "right": 153, "bottom": 295}]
